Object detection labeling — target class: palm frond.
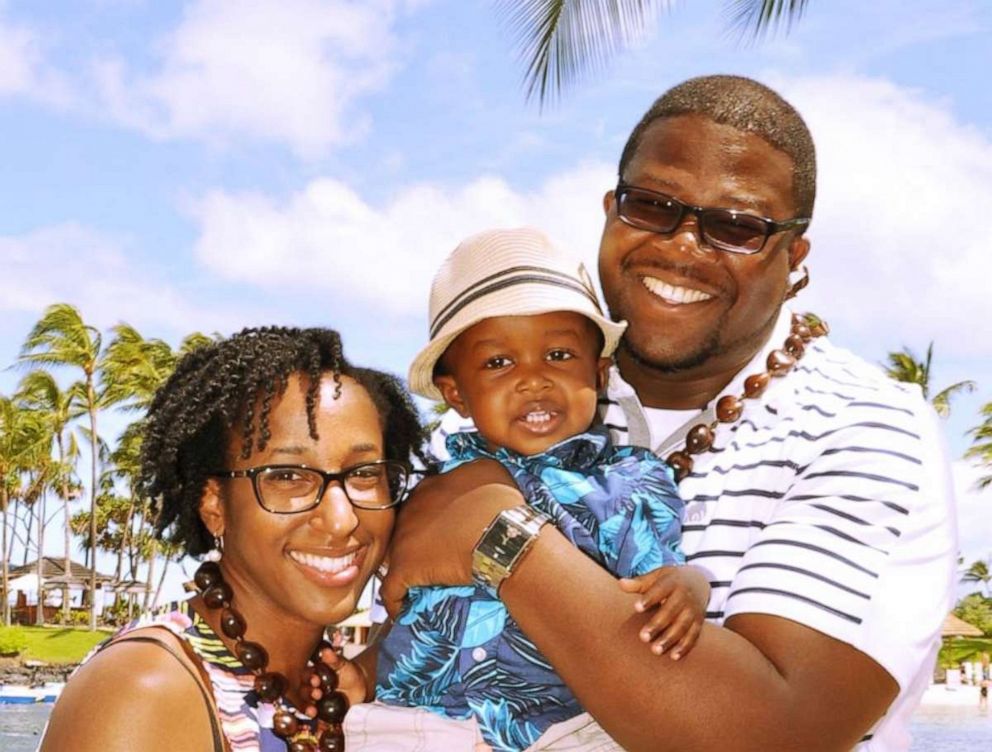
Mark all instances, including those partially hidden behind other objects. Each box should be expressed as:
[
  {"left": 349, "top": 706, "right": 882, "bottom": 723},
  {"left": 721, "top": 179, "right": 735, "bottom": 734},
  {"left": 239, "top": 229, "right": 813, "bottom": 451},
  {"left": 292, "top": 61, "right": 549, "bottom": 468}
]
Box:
[
  {"left": 179, "top": 331, "right": 219, "bottom": 355},
  {"left": 100, "top": 322, "right": 179, "bottom": 410},
  {"left": 884, "top": 347, "right": 926, "bottom": 390},
  {"left": 15, "top": 370, "right": 61, "bottom": 408},
  {"left": 728, "top": 0, "right": 810, "bottom": 39},
  {"left": 495, "top": 0, "right": 667, "bottom": 106},
  {"left": 967, "top": 401, "right": 992, "bottom": 489},
  {"left": 19, "top": 303, "right": 101, "bottom": 371},
  {"left": 931, "top": 380, "right": 976, "bottom": 418},
  {"left": 495, "top": 0, "right": 811, "bottom": 105}
]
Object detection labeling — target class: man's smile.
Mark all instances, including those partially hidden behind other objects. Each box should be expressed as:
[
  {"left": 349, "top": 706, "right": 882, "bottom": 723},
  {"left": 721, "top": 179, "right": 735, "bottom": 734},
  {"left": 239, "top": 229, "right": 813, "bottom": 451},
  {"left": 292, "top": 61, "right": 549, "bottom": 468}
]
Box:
[{"left": 640, "top": 275, "right": 715, "bottom": 305}]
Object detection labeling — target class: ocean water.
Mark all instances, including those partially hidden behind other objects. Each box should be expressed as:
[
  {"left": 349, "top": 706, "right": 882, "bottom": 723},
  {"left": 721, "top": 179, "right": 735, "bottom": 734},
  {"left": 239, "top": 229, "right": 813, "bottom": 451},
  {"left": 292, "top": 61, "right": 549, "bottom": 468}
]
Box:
[
  {"left": 3, "top": 701, "right": 992, "bottom": 750},
  {"left": 909, "top": 704, "right": 992, "bottom": 751},
  {"left": 0, "top": 703, "right": 49, "bottom": 752}
]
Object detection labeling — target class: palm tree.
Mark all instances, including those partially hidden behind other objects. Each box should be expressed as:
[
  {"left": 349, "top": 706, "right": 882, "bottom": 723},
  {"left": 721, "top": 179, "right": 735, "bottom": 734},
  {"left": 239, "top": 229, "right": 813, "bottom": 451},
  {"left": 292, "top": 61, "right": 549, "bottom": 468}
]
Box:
[
  {"left": 20, "top": 304, "right": 105, "bottom": 630},
  {"left": 100, "top": 326, "right": 213, "bottom": 598},
  {"left": 101, "top": 324, "right": 184, "bottom": 412},
  {"left": 496, "top": 0, "right": 811, "bottom": 105},
  {"left": 884, "top": 343, "right": 975, "bottom": 418},
  {"left": 16, "top": 371, "right": 84, "bottom": 622},
  {"left": 18, "top": 437, "right": 56, "bottom": 625},
  {"left": 963, "top": 559, "right": 992, "bottom": 598},
  {"left": 967, "top": 402, "right": 992, "bottom": 490},
  {"left": 0, "top": 396, "right": 49, "bottom": 625}
]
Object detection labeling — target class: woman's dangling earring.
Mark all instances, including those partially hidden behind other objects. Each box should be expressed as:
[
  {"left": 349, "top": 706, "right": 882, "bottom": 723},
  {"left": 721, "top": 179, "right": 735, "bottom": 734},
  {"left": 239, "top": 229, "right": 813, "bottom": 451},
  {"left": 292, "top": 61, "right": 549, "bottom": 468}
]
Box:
[
  {"left": 785, "top": 265, "right": 810, "bottom": 300},
  {"left": 205, "top": 533, "right": 224, "bottom": 562}
]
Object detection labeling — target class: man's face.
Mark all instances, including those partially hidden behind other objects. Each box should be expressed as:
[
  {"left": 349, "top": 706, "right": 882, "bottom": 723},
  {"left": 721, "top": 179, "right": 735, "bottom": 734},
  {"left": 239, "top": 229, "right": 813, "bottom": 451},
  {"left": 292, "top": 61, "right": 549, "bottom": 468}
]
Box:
[
  {"left": 599, "top": 114, "right": 809, "bottom": 376},
  {"left": 434, "top": 311, "right": 610, "bottom": 456}
]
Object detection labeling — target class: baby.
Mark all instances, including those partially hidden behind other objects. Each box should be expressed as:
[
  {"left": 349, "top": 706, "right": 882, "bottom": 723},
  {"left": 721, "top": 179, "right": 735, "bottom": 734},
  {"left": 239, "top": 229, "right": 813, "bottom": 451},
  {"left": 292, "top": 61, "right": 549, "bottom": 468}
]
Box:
[{"left": 355, "top": 228, "right": 709, "bottom": 752}]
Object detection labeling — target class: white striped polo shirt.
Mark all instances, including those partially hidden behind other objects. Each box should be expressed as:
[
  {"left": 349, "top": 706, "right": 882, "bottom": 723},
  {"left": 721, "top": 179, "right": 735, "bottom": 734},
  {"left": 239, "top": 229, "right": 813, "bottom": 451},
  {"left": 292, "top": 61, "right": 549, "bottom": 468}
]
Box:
[
  {"left": 430, "top": 306, "right": 957, "bottom": 751},
  {"left": 601, "top": 307, "right": 957, "bottom": 751}
]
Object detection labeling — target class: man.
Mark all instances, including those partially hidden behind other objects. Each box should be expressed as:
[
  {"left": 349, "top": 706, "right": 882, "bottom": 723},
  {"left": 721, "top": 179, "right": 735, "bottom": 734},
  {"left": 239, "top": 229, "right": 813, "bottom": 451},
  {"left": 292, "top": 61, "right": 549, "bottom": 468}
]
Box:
[{"left": 382, "top": 75, "right": 956, "bottom": 751}]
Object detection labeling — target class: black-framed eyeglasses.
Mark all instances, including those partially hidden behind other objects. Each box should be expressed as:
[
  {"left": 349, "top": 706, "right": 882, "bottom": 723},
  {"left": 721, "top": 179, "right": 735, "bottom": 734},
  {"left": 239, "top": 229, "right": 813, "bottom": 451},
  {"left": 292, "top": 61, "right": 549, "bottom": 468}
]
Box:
[
  {"left": 615, "top": 183, "right": 810, "bottom": 254},
  {"left": 210, "top": 460, "right": 411, "bottom": 514}
]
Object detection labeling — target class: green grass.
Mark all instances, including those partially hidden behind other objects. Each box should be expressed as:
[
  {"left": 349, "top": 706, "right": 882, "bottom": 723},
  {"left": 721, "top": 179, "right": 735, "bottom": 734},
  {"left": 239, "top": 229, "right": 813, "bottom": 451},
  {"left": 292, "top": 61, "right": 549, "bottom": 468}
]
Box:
[{"left": 16, "top": 626, "right": 112, "bottom": 664}]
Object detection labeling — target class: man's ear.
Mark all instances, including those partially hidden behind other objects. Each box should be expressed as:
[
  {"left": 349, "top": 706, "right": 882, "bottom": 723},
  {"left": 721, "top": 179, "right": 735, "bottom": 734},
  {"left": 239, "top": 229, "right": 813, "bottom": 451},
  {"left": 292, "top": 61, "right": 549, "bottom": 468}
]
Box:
[
  {"left": 433, "top": 375, "right": 470, "bottom": 418},
  {"left": 199, "top": 477, "right": 226, "bottom": 539},
  {"left": 596, "top": 357, "right": 612, "bottom": 393},
  {"left": 602, "top": 189, "right": 615, "bottom": 217},
  {"left": 788, "top": 234, "right": 810, "bottom": 271}
]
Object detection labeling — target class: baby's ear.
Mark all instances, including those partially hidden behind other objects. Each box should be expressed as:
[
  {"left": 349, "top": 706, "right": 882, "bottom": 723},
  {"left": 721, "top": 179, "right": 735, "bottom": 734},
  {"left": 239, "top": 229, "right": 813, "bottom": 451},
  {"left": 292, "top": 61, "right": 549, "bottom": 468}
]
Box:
[
  {"left": 433, "top": 375, "right": 470, "bottom": 418},
  {"left": 596, "top": 357, "right": 612, "bottom": 393}
]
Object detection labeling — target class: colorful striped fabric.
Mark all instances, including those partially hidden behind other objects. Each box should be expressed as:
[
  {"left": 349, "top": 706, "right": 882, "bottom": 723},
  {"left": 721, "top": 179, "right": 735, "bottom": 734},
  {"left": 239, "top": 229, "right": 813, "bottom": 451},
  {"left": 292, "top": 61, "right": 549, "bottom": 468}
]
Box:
[{"left": 80, "top": 599, "right": 321, "bottom": 751}]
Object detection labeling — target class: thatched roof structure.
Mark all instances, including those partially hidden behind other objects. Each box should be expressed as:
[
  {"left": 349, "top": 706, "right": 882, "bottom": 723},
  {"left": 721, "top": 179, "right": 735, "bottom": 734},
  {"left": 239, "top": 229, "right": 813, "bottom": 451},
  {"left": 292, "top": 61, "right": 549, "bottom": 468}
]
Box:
[
  {"left": 942, "top": 613, "right": 984, "bottom": 638},
  {"left": 7, "top": 557, "right": 115, "bottom": 588}
]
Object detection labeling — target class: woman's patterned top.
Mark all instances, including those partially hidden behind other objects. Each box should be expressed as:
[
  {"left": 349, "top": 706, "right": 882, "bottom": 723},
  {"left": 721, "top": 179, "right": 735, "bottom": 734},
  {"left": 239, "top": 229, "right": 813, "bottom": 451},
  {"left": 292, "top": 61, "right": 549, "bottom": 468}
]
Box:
[{"left": 79, "top": 599, "right": 320, "bottom": 752}]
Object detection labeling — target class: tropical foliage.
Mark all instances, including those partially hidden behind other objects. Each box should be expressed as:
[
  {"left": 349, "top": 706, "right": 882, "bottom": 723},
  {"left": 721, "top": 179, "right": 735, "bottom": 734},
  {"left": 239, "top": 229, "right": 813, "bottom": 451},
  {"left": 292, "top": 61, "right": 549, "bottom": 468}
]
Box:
[
  {"left": 938, "top": 636, "right": 992, "bottom": 669},
  {"left": 884, "top": 342, "right": 975, "bottom": 418},
  {"left": 963, "top": 559, "right": 992, "bottom": 598},
  {"left": 967, "top": 402, "right": 992, "bottom": 490},
  {"left": 496, "top": 0, "right": 811, "bottom": 104},
  {"left": 954, "top": 593, "right": 992, "bottom": 637},
  {"left": 941, "top": 578, "right": 992, "bottom": 668},
  {"left": 2, "top": 303, "right": 210, "bottom": 629}
]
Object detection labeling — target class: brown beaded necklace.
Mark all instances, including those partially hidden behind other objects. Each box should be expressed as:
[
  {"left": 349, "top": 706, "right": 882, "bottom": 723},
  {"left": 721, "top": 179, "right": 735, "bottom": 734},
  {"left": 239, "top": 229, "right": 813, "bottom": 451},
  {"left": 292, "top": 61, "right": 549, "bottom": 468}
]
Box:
[
  {"left": 664, "top": 312, "right": 828, "bottom": 483},
  {"left": 194, "top": 561, "right": 348, "bottom": 752}
]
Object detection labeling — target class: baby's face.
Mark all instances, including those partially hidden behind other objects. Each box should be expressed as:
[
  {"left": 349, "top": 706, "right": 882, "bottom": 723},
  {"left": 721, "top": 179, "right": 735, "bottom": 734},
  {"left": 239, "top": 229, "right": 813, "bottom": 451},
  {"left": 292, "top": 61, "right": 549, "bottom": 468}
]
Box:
[{"left": 434, "top": 311, "right": 610, "bottom": 456}]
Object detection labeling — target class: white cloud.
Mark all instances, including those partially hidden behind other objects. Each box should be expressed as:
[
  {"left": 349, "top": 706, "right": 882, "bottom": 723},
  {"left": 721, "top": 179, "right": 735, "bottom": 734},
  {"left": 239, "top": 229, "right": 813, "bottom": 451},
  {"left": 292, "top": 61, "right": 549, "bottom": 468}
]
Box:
[
  {"left": 190, "top": 162, "right": 615, "bottom": 318},
  {"left": 771, "top": 74, "right": 992, "bottom": 359},
  {"left": 0, "top": 223, "right": 249, "bottom": 336},
  {"left": 90, "top": 0, "right": 403, "bottom": 157},
  {"left": 952, "top": 460, "right": 992, "bottom": 568},
  {"left": 189, "top": 72, "right": 992, "bottom": 358},
  {"left": 0, "top": 5, "right": 70, "bottom": 106},
  {"left": 190, "top": 72, "right": 992, "bottom": 360}
]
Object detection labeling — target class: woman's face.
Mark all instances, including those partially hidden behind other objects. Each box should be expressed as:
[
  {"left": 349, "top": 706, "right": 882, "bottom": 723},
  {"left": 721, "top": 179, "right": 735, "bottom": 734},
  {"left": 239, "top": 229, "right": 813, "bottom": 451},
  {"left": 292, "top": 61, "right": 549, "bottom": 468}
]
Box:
[{"left": 200, "top": 373, "right": 394, "bottom": 628}]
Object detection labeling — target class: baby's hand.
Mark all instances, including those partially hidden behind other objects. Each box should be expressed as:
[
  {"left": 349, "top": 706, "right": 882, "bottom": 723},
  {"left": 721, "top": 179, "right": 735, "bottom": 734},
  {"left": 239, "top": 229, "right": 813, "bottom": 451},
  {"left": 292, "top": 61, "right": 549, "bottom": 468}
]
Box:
[
  {"left": 618, "top": 565, "right": 710, "bottom": 661},
  {"left": 301, "top": 644, "right": 371, "bottom": 717}
]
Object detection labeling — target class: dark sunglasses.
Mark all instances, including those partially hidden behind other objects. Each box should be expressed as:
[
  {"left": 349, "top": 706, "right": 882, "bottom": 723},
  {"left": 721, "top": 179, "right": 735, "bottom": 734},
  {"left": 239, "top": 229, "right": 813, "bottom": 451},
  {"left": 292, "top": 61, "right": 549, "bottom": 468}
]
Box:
[{"left": 615, "top": 183, "right": 810, "bottom": 254}]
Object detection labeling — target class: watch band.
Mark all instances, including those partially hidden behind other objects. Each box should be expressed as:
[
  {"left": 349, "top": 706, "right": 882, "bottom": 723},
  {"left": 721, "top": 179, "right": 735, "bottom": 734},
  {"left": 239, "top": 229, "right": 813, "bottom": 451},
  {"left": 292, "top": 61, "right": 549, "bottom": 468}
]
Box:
[{"left": 472, "top": 505, "right": 550, "bottom": 596}]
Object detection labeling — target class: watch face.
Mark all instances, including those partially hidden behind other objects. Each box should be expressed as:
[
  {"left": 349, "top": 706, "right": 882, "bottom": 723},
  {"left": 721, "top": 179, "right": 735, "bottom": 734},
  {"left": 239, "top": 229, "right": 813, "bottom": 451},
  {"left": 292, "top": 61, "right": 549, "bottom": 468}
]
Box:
[
  {"left": 498, "top": 524, "right": 524, "bottom": 549},
  {"left": 474, "top": 507, "right": 550, "bottom": 592}
]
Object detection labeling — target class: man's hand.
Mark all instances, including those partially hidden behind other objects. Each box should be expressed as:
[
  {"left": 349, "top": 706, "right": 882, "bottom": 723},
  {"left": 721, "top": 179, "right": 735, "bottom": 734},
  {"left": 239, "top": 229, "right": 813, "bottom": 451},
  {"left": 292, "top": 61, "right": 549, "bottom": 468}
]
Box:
[
  {"left": 379, "top": 459, "right": 522, "bottom": 619},
  {"left": 619, "top": 564, "right": 710, "bottom": 660}
]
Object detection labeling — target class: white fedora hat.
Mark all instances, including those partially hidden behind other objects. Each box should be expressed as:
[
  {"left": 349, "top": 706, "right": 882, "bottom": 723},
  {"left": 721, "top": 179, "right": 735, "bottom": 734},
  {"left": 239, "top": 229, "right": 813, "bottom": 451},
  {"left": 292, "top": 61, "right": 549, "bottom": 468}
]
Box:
[{"left": 408, "top": 227, "right": 626, "bottom": 401}]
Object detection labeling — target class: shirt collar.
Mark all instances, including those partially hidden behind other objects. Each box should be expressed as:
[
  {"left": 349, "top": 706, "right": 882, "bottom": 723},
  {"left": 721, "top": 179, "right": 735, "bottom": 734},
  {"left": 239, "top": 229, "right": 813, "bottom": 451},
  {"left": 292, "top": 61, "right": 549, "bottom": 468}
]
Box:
[
  {"left": 606, "top": 306, "right": 796, "bottom": 445},
  {"left": 445, "top": 425, "right": 612, "bottom": 471}
]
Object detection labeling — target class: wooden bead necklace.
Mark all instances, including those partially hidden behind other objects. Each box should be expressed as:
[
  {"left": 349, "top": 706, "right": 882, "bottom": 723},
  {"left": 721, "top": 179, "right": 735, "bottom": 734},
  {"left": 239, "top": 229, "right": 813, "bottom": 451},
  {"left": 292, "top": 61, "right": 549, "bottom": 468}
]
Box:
[
  {"left": 194, "top": 561, "right": 349, "bottom": 752},
  {"left": 665, "top": 312, "right": 828, "bottom": 483}
]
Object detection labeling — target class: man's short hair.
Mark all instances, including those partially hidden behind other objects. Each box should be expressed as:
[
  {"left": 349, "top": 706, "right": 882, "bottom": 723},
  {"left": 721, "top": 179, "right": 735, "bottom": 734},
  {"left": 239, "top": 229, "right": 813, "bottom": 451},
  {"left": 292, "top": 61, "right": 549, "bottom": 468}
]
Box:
[{"left": 618, "top": 75, "right": 816, "bottom": 217}]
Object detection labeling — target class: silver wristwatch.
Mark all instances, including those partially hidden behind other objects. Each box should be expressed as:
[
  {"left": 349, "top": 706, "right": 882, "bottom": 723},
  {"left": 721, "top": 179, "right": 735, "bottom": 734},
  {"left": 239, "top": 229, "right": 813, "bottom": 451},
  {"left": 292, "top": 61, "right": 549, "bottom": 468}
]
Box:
[{"left": 472, "top": 505, "right": 550, "bottom": 596}]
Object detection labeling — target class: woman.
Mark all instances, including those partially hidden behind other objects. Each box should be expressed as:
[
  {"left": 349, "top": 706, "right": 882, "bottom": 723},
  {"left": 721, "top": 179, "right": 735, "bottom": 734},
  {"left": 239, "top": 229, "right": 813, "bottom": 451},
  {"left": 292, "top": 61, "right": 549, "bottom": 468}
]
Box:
[{"left": 40, "top": 326, "right": 424, "bottom": 752}]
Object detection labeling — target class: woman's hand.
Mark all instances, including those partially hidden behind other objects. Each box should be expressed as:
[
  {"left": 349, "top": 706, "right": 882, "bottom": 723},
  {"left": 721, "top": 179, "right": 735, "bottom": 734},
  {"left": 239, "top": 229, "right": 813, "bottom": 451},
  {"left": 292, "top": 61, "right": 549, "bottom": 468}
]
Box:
[
  {"left": 379, "top": 459, "right": 522, "bottom": 619},
  {"left": 619, "top": 564, "right": 711, "bottom": 661},
  {"left": 302, "top": 645, "right": 373, "bottom": 715}
]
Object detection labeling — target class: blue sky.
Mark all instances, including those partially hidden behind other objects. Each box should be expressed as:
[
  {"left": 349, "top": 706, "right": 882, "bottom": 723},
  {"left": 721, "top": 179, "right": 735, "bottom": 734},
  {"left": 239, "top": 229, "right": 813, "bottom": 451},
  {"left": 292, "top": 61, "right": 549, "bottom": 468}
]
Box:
[{"left": 2, "top": 0, "right": 990, "bottom": 597}]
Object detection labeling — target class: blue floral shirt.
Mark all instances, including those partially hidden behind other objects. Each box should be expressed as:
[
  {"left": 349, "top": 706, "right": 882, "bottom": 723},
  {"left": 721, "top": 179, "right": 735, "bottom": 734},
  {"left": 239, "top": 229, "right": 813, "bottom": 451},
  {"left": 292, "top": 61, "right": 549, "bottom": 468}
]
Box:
[{"left": 375, "top": 427, "right": 684, "bottom": 752}]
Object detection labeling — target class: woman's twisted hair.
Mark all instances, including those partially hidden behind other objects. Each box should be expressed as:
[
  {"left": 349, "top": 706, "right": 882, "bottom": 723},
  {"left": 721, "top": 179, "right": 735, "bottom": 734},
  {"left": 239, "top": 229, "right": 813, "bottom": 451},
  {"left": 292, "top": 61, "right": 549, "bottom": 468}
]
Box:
[{"left": 140, "top": 326, "right": 426, "bottom": 556}]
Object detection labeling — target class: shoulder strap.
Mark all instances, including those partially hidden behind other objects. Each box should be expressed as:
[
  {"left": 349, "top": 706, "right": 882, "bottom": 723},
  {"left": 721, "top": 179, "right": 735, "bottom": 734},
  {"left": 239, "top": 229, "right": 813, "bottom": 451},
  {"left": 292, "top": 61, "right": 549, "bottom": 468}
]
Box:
[{"left": 100, "top": 632, "right": 227, "bottom": 752}]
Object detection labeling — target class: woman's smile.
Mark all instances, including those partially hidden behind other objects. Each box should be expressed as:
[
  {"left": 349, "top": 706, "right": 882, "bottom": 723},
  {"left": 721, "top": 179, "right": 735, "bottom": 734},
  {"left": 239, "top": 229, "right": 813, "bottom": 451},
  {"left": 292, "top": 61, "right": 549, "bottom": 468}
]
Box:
[{"left": 288, "top": 546, "right": 365, "bottom": 587}]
